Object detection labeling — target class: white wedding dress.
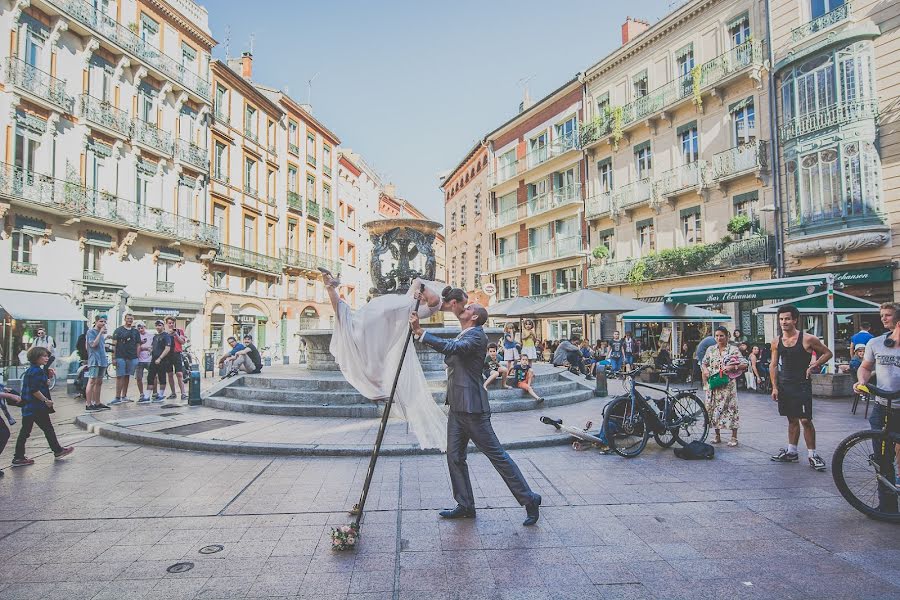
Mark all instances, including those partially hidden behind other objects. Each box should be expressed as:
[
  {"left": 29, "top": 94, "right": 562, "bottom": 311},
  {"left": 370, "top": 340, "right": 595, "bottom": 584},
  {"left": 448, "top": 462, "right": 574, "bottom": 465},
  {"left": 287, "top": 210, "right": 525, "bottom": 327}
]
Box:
[{"left": 329, "top": 279, "right": 448, "bottom": 451}]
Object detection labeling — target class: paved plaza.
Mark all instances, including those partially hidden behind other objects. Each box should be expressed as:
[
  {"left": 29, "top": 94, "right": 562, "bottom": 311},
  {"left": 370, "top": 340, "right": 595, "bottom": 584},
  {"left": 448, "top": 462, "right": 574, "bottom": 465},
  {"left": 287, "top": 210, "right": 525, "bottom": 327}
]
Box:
[{"left": 1, "top": 376, "right": 899, "bottom": 600}]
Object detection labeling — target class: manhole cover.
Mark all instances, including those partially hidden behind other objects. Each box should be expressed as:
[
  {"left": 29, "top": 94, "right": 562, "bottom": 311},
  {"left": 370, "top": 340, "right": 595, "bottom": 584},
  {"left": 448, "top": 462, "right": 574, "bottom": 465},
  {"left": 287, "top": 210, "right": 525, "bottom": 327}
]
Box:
[
  {"left": 166, "top": 562, "right": 194, "bottom": 574},
  {"left": 199, "top": 544, "right": 224, "bottom": 554},
  {"left": 157, "top": 419, "right": 243, "bottom": 436},
  {"left": 159, "top": 412, "right": 182, "bottom": 417}
]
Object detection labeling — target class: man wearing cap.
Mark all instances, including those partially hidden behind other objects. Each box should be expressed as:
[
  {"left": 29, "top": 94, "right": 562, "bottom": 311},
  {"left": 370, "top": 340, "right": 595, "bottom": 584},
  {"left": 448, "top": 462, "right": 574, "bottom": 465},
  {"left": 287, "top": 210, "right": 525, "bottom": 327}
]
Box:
[
  {"left": 146, "top": 320, "right": 173, "bottom": 403},
  {"left": 850, "top": 322, "right": 874, "bottom": 356},
  {"left": 219, "top": 335, "right": 262, "bottom": 377}
]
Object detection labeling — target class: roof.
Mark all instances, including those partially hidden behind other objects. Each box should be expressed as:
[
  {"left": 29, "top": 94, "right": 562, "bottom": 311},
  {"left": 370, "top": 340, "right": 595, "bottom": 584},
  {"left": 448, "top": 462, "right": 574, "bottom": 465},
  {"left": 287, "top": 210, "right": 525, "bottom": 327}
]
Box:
[
  {"left": 255, "top": 84, "right": 341, "bottom": 145},
  {"left": 440, "top": 139, "right": 486, "bottom": 190},
  {"left": 485, "top": 76, "right": 582, "bottom": 142},
  {"left": 621, "top": 303, "right": 732, "bottom": 323},
  {"left": 488, "top": 296, "right": 535, "bottom": 318},
  {"left": 0, "top": 289, "right": 85, "bottom": 322},
  {"left": 210, "top": 61, "right": 285, "bottom": 119}
]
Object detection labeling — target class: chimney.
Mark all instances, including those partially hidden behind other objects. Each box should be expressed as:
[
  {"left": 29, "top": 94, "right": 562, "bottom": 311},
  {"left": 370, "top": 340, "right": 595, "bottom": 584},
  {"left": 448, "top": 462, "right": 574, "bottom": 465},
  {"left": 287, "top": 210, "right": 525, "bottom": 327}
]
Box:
[
  {"left": 240, "top": 51, "right": 253, "bottom": 79},
  {"left": 621, "top": 16, "right": 649, "bottom": 45},
  {"left": 384, "top": 183, "right": 396, "bottom": 198}
]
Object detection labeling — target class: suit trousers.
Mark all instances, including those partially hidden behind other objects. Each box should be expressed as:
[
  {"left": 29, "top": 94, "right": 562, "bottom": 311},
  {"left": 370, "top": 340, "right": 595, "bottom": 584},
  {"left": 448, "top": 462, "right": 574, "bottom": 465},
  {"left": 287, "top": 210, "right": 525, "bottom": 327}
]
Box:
[{"left": 447, "top": 409, "right": 536, "bottom": 510}]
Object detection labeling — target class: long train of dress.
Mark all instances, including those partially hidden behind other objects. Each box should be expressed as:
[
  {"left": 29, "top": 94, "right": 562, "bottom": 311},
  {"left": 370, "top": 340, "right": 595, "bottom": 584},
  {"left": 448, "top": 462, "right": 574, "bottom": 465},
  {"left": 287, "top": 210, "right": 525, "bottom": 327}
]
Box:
[{"left": 328, "top": 279, "right": 448, "bottom": 451}]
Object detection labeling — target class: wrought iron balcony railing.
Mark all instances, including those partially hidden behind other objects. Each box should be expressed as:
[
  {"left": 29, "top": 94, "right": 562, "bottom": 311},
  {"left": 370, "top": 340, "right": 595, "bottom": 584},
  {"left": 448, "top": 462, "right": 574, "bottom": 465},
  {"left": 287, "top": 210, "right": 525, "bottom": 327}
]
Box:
[
  {"left": 322, "top": 207, "right": 335, "bottom": 227},
  {"left": 212, "top": 170, "right": 229, "bottom": 185},
  {"left": 243, "top": 183, "right": 257, "bottom": 198},
  {"left": 287, "top": 191, "right": 303, "bottom": 211},
  {"left": 133, "top": 119, "right": 174, "bottom": 156},
  {"left": 288, "top": 143, "right": 300, "bottom": 155},
  {"left": 613, "top": 178, "right": 652, "bottom": 212},
  {"left": 176, "top": 139, "right": 209, "bottom": 172},
  {"left": 791, "top": 2, "right": 852, "bottom": 42},
  {"left": 711, "top": 140, "right": 769, "bottom": 181},
  {"left": 213, "top": 108, "right": 230, "bottom": 126},
  {"left": 0, "top": 162, "right": 219, "bottom": 247},
  {"left": 267, "top": 143, "right": 277, "bottom": 156},
  {"left": 307, "top": 199, "right": 321, "bottom": 220},
  {"left": 779, "top": 100, "right": 878, "bottom": 141},
  {"left": 45, "top": 0, "right": 211, "bottom": 99},
  {"left": 527, "top": 183, "right": 582, "bottom": 218},
  {"left": 5, "top": 56, "right": 71, "bottom": 112},
  {"left": 79, "top": 94, "right": 131, "bottom": 137},
  {"left": 585, "top": 190, "right": 613, "bottom": 219},
  {"left": 280, "top": 248, "right": 341, "bottom": 274},
  {"left": 11, "top": 261, "right": 37, "bottom": 275},
  {"left": 307, "top": 154, "right": 317, "bottom": 167},
  {"left": 654, "top": 161, "right": 707, "bottom": 199},
  {"left": 215, "top": 244, "right": 282, "bottom": 274}
]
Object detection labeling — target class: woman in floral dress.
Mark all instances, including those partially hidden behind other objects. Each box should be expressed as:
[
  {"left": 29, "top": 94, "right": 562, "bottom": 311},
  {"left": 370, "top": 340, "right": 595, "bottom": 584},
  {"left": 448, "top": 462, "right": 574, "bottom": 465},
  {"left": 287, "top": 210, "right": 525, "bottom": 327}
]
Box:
[{"left": 701, "top": 326, "right": 747, "bottom": 446}]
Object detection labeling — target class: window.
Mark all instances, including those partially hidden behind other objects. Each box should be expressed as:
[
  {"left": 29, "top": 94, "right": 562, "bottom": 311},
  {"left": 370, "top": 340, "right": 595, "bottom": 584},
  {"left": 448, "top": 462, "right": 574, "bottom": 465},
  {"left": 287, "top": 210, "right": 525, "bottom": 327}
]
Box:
[
  {"left": 244, "top": 105, "right": 257, "bottom": 139},
  {"left": 553, "top": 168, "right": 577, "bottom": 203},
  {"left": 598, "top": 228, "right": 615, "bottom": 259},
  {"left": 633, "top": 70, "right": 648, "bottom": 98},
  {"left": 450, "top": 211, "right": 457, "bottom": 232},
  {"left": 728, "top": 13, "right": 751, "bottom": 47},
  {"left": 556, "top": 267, "right": 581, "bottom": 293},
  {"left": 528, "top": 132, "right": 548, "bottom": 166},
  {"left": 215, "top": 85, "right": 228, "bottom": 119},
  {"left": 157, "top": 260, "right": 174, "bottom": 283},
  {"left": 811, "top": 0, "right": 845, "bottom": 20},
  {"left": 498, "top": 149, "right": 517, "bottom": 180},
  {"left": 307, "top": 133, "right": 316, "bottom": 165},
  {"left": 323, "top": 145, "right": 332, "bottom": 172},
  {"left": 635, "top": 143, "right": 652, "bottom": 179},
  {"left": 267, "top": 120, "right": 276, "bottom": 149},
  {"left": 474, "top": 244, "right": 482, "bottom": 288},
  {"left": 288, "top": 220, "right": 298, "bottom": 250},
  {"left": 450, "top": 257, "right": 457, "bottom": 287},
  {"left": 733, "top": 191, "right": 759, "bottom": 238},
  {"left": 306, "top": 174, "right": 316, "bottom": 201},
  {"left": 637, "top": 219, "right": 655, "bottom": 255},
  {"left": 347, "top": 206, "right": 356, "bottom": 229},
  {"left": 14, "top": 116, "right": 40, "bottom": 175},
  {"left": 140, "top": 13, "right": 160, "bottom": 46},
  {"left": 460, "top": 251, "right": 467, "bottom": 289},
  {"left": 267, "top": 169, "right": 276, "bottom": 201},
  {"left": 679, "top": 123, "right": 699, "bottom": 164},
  {"left": 530, "top": 272, "right": 552, "bottom": 296},
  {"left": 473, "top": 191, "right": 481, "bottom": 216},
  {"left": 177, "top": 176, "right": 194, "bottom": 219},
  {"left": 460, "top": 205, "right": 467, "bottom": 229},
  {"left": 83, "top": 245, "right": 102, "bottom": 274},
  {"left": 348, "top": 243, "right": 356, "bottom": 267},
  {"left": 213, "top": 204, "right": 226, "bottom": 241},
  {"left": 137, "top": 84, "right": 155, "bottom": 122},
  {"left": 323, "top": 233, "right": 332, "bottom": 258},
  {"left": 676, "top": 44, "right": 695, "bottom": 100},
  {"left": 214, "top": 141, "right": 227, "bottom": 180},
  {"left": 181, "top": 43, "right": 197, "bottom": 72},
  {"left": 135, "top": 160, "right": 154, "bottom": 207},
  {"left": 20, "top": 19, "right": 46, "bottom": 68},
  {"left": 288, "top": 121, "right": 299, "bottom": 152},
  {"left": 554, "top": 117, "right": 577, "bottom": 151},
  {"left": 88, "top": 57, "right": 113, "bottom": 101},
  {"left": 596, "top": 92, "right": 610, "bottom": 117},
  {"left": 731, "top": 98, "right": 756, "bottom": 144},
  {"left": 243, "top": 215, "right": 255, "bottom": 250},
  {"left": 211, "top": 271, "right": 226, "bottom": 289},
  {"left": 11, "top": 231, "right": 34, "bottom": 272},
  {"left": 323, "top": 184, "right": 332, "bottom": 207},
  {"left": 288, "top": 166, "right": 298, "bottom": 193},
  {"left": 243, "top": 275, "right": 255, "bottom": 293},
  {"left": 500, "top": 277, "right": 519, "bottom": 300},
  {"left": 598, "top": 159, "right": 613, "bottom": 193},
  {"left": 244, "top": 158, "right": 257, "bottom": 195},
  {"left": 267, "top": 222, "right": 276, "bottom": 255},
  {"left": 306, "top": 227, "right": 316, "bottom": 254},
  {"left": 681, "top": 207, "right": 702, "bottom": 245}
]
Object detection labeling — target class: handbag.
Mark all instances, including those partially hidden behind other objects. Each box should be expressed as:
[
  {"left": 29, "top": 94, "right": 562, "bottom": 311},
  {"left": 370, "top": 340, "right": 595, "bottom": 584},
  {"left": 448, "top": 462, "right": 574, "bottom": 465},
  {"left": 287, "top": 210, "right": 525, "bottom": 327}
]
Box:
[{"left": 708, "top": 369, "right": 729, "bottom": 390}]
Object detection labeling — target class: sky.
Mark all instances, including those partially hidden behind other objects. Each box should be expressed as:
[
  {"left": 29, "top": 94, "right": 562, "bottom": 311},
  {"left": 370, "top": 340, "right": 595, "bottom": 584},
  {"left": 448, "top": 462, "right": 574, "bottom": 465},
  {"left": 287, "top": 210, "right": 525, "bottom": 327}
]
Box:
[{"left": 205, "top": 0, "right": 676, "bottom": 222}]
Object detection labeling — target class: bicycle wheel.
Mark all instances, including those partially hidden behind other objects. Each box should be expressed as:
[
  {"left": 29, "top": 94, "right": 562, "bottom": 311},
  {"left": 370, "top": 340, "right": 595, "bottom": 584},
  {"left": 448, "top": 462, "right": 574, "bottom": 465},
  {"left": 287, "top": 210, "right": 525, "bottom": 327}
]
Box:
[
  {"left": 651, "top": 398, "right": 676, "bottom": 448},
  {"left": 603, "top": 396, "right": 649, "bottom": 458},
  {"left": 47, "top": 372, "right": 57, "bottom": 390},
  {"left": 672, "top": 393, "right": 709, "bottom": 446},
  {"left": 832, "top": 430, "right": 900, "bottom": 523}
]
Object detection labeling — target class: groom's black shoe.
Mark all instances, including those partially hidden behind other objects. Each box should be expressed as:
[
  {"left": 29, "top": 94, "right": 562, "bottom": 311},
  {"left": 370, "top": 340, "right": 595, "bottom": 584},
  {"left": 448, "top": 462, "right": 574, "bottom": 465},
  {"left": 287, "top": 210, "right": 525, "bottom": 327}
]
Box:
[
  {"left": 523, "top": 494, "right": 541, "bottom": 526},
  {"left": 439, "top": 505, "right": 476, "bottom": 519}
]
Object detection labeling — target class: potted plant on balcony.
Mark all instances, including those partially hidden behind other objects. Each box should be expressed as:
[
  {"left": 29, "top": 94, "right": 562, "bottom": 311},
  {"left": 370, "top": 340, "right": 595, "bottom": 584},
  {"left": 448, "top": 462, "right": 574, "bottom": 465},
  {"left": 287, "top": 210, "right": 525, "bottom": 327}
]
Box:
[
  {"left": 691, "top": 64, "right": 703, "bottom": 109},
  {"left": 727, "top": 214, "right": 753, "bottom": 236},
  {"left": 128, "top": 22, "right": 139, "bottom": 35},
  {"left": 592, "top": 244, "right": 610, "bottom": 265},
  {"left": 610, "top": 106, "right": 624, "bottom": 150}
]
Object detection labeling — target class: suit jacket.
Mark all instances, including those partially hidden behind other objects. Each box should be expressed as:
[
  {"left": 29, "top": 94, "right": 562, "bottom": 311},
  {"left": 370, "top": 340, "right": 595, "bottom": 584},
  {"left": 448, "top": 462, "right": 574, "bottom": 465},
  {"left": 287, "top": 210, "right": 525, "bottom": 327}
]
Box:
[{"left": 421, "top": 326, "right": 490, "bottom": 414}]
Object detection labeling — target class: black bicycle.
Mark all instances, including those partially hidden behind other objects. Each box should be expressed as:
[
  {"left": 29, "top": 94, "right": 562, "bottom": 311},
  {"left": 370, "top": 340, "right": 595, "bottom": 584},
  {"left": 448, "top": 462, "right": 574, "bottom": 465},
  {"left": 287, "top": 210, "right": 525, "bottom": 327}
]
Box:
[
  {"left": 603, "top": 364, "right": 709, "bottom": 458},
  {"left": 832, "top": 384, "right": 900, "bottom": 523}
]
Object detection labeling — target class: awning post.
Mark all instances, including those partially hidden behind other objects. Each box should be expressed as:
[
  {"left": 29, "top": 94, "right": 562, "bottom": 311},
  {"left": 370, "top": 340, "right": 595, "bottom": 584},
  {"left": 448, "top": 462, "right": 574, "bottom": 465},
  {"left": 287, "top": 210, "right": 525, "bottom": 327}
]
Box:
[{"left": 826, "top": 273, "right": 836, "bottom": 372}]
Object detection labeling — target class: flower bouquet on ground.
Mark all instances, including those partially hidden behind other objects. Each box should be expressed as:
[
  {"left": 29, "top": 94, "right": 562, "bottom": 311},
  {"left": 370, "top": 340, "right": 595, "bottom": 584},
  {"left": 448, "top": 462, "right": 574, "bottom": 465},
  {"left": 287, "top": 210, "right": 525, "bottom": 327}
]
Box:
[{"left": 331, "top": 523, "right": 359, "bottom": 551}]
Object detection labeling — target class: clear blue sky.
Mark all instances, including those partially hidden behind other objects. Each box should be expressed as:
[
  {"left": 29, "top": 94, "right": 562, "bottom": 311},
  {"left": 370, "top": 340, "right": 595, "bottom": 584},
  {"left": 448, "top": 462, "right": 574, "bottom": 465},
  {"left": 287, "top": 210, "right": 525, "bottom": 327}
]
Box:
[{"left": 206, "top": 0, "right": 672, "bottom": 221}]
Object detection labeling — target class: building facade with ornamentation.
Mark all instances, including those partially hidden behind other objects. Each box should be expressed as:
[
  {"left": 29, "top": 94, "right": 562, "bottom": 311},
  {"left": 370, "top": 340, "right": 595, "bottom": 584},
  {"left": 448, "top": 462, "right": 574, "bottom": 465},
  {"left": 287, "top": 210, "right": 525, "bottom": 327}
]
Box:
[
  {"left": 0, "top": 0, "right": 215, "bottom": 364},
  {"left": 582, "top": 2, "right": 777, "bottom": 341},
  {"left": 441, "top": 141, "right": 489, "bottom": 304},
  {"left": 336, "top": 149, "right": 382, "bottom": 308}
]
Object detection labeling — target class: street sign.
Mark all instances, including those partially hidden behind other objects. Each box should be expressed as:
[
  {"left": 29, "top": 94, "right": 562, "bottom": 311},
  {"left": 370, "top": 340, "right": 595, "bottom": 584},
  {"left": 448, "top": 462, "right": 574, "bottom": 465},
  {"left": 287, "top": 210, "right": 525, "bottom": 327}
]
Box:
[{"left": 483, "top": 283, "right": 496, "bottom": 295}]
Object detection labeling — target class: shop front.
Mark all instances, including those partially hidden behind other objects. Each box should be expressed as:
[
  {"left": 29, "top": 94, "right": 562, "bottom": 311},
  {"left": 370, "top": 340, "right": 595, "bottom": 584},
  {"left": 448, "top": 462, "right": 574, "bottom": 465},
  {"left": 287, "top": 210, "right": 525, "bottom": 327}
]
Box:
[{"left": 127, "top": 297, "right": 204, "bottom": 350}]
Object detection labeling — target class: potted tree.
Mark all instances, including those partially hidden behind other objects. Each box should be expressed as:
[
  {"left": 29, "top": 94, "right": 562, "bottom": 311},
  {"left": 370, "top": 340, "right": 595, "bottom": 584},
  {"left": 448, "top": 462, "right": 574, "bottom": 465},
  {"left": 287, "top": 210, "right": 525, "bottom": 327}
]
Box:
[{"left": 592, "top": 244, "right": 610, "bottom": 265}]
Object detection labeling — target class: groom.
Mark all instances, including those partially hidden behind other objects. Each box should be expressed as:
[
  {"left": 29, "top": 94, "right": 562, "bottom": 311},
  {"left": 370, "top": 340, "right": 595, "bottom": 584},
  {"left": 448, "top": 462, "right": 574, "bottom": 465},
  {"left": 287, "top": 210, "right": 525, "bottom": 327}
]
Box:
[{"left": 409, "top": 303, "right": 541, "bottom": 526}]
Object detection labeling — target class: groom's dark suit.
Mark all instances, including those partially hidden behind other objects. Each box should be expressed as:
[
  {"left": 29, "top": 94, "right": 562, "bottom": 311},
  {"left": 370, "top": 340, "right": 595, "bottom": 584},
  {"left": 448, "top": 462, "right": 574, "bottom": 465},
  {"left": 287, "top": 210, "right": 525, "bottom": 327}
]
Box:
[{"left": 420, "top": 325, "right": 537, "bottom": 511}]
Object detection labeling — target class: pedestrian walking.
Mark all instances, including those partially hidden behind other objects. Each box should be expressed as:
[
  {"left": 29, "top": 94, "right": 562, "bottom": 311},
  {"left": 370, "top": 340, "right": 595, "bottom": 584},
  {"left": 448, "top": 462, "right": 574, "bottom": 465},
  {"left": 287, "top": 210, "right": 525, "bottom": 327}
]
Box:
[
  {"left": 30, "top": 326, "right": 57, "bottom": 370},
  {"left": 701, "top": 326, "right": 747, "bottom": 446},
  {"left": 746, "top": 345, "right": 761, "bottom": 392},
  {"left": 164, "top": 317, "right": 188, "bottom": 401},
  {"left": 623, "top": 331, "right": 638, "bottom": 368},
  {"left": 0, "top": 387, "right": 22, "bottom": 478},
  {"left": 11, "top": 347, "right": 74, "bottom": 467},
  {"left": 769, "top": 304, "right": 833, "bottom": 471},
  {"left": 109, "top": 313, "right": 141, "bottom": 405},
  {"left": 145, "top": 320, "right": 173, "bottom": 403},
  {"left": 608, "top": 331, "right": 623, "bottom": 373},
  {"left": 134, "top": 321, "right": 153, "bottom": 402},
  {"left": 85, "top": 315, "right": 110, "bottom": 412},
  {"left": 501, "top": 324, "right": 519, "bottom": 388}
]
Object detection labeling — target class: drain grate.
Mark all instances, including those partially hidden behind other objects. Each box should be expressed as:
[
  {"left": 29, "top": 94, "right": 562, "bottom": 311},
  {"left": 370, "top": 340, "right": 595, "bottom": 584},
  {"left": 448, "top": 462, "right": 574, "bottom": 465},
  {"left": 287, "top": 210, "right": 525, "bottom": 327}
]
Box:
[
  {"left": 157, "top": 419, "right": 243, "bottom": 436},
  {"left": 167, "top": 562, "right": 194, "bottom": 574},
  {"left": 199, "top": 544, "right": 224, "bottom": 555}
]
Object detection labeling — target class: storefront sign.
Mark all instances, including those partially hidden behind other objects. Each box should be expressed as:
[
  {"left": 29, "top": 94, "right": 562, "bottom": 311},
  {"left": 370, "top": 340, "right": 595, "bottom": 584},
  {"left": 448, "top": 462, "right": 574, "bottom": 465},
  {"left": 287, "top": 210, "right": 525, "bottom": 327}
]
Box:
[
  {"left": 235, "top": 315, "right": 257, "bottom": 325},
  {"left": 483, "top": 283, "right": 497, "bottom": 295},
  {"left": 833, "top": 266, "right": 893, "bottom": 286},
  {"left": 152, "top": 307, "right": 180, "bottom": 316}
]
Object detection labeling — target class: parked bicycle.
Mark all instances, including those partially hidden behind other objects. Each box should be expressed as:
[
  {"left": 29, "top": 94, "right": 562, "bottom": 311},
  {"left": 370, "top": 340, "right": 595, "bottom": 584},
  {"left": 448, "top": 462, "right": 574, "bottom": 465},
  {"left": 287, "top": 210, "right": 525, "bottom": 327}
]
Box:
[
  {"left": 603, "top": 363, "right": 709, "bottom": 458},
  {"left": 832, "top": 383, "right": 899, "bottom": 523}
]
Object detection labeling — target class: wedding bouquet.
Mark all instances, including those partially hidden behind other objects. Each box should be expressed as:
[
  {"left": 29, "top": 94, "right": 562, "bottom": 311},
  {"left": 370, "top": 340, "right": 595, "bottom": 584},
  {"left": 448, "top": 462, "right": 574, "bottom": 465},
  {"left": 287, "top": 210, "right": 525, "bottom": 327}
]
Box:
[{"left": 331, "top": 523, "right": 359, "bottom": 551}]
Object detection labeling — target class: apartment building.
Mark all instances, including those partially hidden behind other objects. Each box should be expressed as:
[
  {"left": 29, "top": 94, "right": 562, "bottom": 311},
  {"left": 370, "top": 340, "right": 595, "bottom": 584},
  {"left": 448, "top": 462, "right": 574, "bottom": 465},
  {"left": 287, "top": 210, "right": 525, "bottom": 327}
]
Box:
[
  {"left": 336, "top": 149, "right": 382, "bottom": 307},
  {"left": 0, "top": 0, "right": 215, "bottom": 361},
  {"left": 582, "top": 3, "right": 776, "bottom": 340},
  {"left": 441, "top": 141, "right": 488, "bottom": 299},
  {"left": 770, "top": 0, "right": 898, "bottom": 306},
  {"left": 378, "top": 185, "right": 446, "bottom": 283},
  {"left": 486, "top": 77, "right": 588, "bottom": 340}
]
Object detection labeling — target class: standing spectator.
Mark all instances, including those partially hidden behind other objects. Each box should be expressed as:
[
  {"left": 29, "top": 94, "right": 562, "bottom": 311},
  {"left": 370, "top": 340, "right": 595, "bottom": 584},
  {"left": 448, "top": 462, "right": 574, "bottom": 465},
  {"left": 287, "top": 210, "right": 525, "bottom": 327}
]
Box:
[
  {"left": 769, "top": 304, "right": 833, "bottom": 471},
  {"left": 521, "top": 320, "right": 537, "bottom": 361},
  {"left": 500, "top": 324, "right": 519, "bottom": 388},
  {"left": 483, "top": 343, "right": 509, "bottom": 390},
  {"left": 732, "top": 330, "right": 744, "bottom": 345},
  {"left": 552, "top": 336, "right": 594, "bottom": 380},
  {"left": 608, "top": 331, "right": 623, "bottom": 373},
  {"left": 164, "top": 317, "right": 188, "bottom": 401},
  {"left": 746, "top": 345, "right": 762, "bottom": 392},
  {"left": 848, "top": 343, "right": 866, "bottom": 378},
  {"left": 850, "top": 322, "right": 874, "bottom": 355},
  {"left": 0, "top": 387, "right": 22, "bottom": 478},
  {"left": 109, "top": 313, "right": 141, "bottom": 405},
  {"left": 623, "top": 331, "right": 638, "bottom": 369},
  {"left": 701, "top": 326, "right": 747, "bottom": 446},
  {"left": 30, "top": 326, "right": 56, "bottom": 371},
  {"left": 145, "top": 320, "right": 173, "bottom": 403},
  {"left": 134, "top": 322, "right": 153, "bottom": 402},
  {"left": 11, "top": 347, "right": 73, "bottom": 467},
  {"left": 85, "top": 315, "right": 110, "bottom": 412},
  {"left": 880, "top": 302, "right": 900, "bottom": 333}
]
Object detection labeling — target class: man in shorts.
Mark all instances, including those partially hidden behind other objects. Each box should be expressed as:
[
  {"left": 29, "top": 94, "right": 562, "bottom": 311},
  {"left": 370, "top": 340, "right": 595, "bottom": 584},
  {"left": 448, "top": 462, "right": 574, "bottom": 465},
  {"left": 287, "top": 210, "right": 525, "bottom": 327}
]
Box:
[
  {"left": 134, "top": 322, "right": 153, "bottom": 402},
  {"left": 769, "top": 304, "right": 833, "bottom": 471},
  {"left": 85, "top": 315, "right": 110, "bottom": 412},
  {"left": 164, "top": 317, "right": 188, "bottom": 401},
  {"left": 854, "top": 303, "right": 900, "bottom": 513},
  {"left": 608, "top": 331, "right": 623, "bottom": 374},
  {"left": 147, "top": 320, "right": 173, "bottom": 402},
  {"left": 110, "top": 313, "right": 141, "bottom": 405}
]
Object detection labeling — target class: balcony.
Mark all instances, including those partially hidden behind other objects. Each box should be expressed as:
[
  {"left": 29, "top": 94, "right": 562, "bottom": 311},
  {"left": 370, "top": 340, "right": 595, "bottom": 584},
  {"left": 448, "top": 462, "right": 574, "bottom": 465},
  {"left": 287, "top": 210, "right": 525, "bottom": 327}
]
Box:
[
  {"left": 527, "top": 234, "right": 583, "bottom": 264},
  {"left": 583, "top": 40, "right": 764, "bottom": 148},
  {"left": 79, "top": 94, "right": 131, "bottom": 138},
  {"left": 323, "top": 165, "right": 332, "bottom": 178},
  {"left": 527, "top": 183, "right": 582, "bottom": 218},
  {"left": 156, "top": 281, "right": 174, "bottom": 293},
  {"left": 211, "top": 170, "right": 229, "bottom": 185},
  {"left": 287, "top": 191, "right": 303, "bottom": 212},
  {"left": 524, "top": 132, "right": 580, "bottom": 171},
  {"left": 588, "top": 259, "right": 638, "bottom": 287},
  {"left": 322, "top": 207, "right": 335, "bottom": 227},
  {"left": 711, "top": 140, "right": 770, "bottom": 182},
  {"left": 488, "top": 161, "right": 521, "bottom": 188},
  {"left": 0, "top": 162, "right": 219, "bottom": 247},
  {"left": 779, "top": 100, "right": 878, "bottom": 142},
  {"left": 176, "top": 140, "right": 209, "bottom": 173},
  {"left": 585, "top": 190, "right": 613, "bottom": 220},
  {"left": 43, "top": 0, "right": 211, "bottom": 100},
  {"left": 654, "top": 161, "right": 707, "bottom": 200},
  {"left": 488, "top": 251, "right": 518, "bottom": 272},
  {"left": 280, "top": 248, "right": 341, "bottom": 275},
  {"left": 267, "top": 143, "right": 277, "bottom": 156},
  {"left": 488, "top": 204, "right": 523, "bottom": 230},
  {"left": 5, "top": 56, "right": 71, "bottom": 113},
  {"left": 307, "top": 199, "right": 321, "bottom": 220},
  {"left": 133, "top": 119, "right": 174, "bottom": 156},
  {"left": 243, "top": 183, "right": 258, "bottom": 198},
  {"left": 82, "top": 270, "right": 104, "bottom": 282},
  {"left": 11, "top": 261, "right": 37, "bottom": 275},
  {"left": 307, "top": 154, "right": 317, "bottom": 167},
  {"left": 213, "top": 108, "right": 230, "bottom": 126},
  {"left": 214, "top": 244, "right": 282, "bottom": 275},
  {"left": 612, "top": 178, "right": 652, "bottom": 213},
  {"left": 244, "top": 128, "right": 259, "bottom": 144},
  {"left": 792, "top": 2, "right": 852, "bottom": 43}
]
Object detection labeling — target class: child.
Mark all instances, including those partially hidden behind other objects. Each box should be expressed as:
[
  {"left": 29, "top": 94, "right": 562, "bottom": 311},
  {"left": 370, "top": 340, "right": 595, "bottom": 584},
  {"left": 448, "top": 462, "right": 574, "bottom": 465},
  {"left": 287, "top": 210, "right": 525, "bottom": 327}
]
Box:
[
  {"left": 0, "top": 387, "right": 22, "bottom": 478},
  {"left": 483, "top": 343, "right": 510, "bottom": 390},
  {"left": 501, "top": 324, "right": 519, "bottom": 388},
  {"left": 12, "top": 347, "right": 74, "bottom": 467},
  {"left": 513, "top": 356, "right": 544, "bottom": 402}
]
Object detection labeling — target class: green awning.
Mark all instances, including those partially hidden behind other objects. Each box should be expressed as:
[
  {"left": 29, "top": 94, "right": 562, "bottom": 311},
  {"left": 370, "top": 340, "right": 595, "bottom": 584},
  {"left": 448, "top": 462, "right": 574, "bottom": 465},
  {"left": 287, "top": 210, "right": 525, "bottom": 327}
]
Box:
[
  {"left": 622, "top": 303, "right": 731, "bottom": 323},
  {"left": 755, "top": 291, "right": 880, "bottom": 315},
  {"left": 831, "top": 265, "right": 893, "bottom": 286},
  {"left": 665, "top": 275, "right": 829, "bottom": 304}
]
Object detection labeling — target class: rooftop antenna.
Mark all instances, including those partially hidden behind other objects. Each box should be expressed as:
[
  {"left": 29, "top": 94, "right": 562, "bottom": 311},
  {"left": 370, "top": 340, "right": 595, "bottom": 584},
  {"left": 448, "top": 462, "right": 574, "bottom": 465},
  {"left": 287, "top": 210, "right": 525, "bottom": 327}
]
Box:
[
  {"left": 223, "top": 25, "right": 230, "bottom": 59},
  {"left": 517, "top": 74, "right": 536, "bottom": 109},
  {"left": 249, "top": 32, "right": 255, "bottom": 54},
  {"left": 307, "top": 72, "right": 319, "bottom": 107}
]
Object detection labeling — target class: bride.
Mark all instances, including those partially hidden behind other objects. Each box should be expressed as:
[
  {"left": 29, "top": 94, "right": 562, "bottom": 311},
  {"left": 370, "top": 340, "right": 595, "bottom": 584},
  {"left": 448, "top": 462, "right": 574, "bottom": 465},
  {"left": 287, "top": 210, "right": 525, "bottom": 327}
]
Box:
[{"left": 320, "top": 269, "right": 468, "bottom": 451}]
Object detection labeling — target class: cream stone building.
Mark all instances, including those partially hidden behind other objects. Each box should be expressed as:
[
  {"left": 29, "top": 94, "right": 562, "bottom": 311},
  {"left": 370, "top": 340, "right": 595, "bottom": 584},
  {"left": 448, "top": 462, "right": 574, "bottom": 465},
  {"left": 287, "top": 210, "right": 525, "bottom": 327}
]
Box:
[
  {"left": 0, "top": 0, "right": 215, "bottom": 365},
  {"left": 336, "top": 149, "right": 382, "bottom": 306}
]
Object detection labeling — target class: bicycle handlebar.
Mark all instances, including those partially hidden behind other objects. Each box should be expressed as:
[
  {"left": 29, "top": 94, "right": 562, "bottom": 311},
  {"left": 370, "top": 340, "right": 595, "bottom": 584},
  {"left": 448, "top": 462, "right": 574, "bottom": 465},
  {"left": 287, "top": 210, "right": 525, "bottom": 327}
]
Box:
[{"left": 857, "top": 384, "right": 900, "bottom": 401}]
